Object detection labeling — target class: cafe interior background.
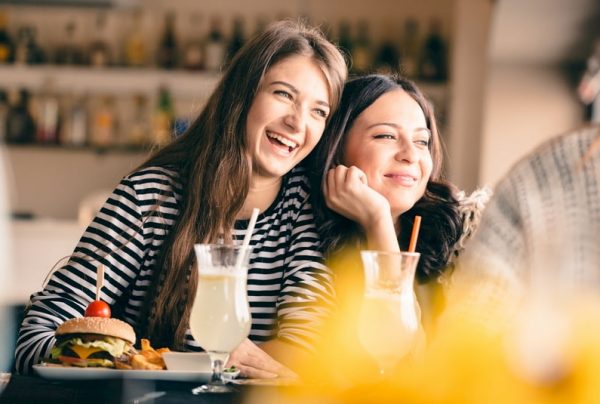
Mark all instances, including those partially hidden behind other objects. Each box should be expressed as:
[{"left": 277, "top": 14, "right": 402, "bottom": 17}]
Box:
[{"left": 0, "top": 0, "right": 599, "bottom": 392}]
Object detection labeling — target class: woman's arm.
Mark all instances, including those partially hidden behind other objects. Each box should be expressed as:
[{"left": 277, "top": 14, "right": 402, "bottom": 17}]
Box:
[
  {"left": 325, "top": 165, "right": 400, "bottom": 251},
  {"left": 14, "top": 176, "right": 149, "bottom": 374}
]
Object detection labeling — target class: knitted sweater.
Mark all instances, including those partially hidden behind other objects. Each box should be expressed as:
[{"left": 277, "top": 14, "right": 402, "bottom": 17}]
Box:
[{"left": 446, "top": 125, "right": 600, "bottom": 323}]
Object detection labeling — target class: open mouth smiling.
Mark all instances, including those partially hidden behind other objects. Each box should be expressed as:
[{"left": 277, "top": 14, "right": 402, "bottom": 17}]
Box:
[
  {"left": 266, "top": 131, "right": 299, "bottom": 153},
  {"left": 383, "top": 173, "right": 418, "bottom": 186}
]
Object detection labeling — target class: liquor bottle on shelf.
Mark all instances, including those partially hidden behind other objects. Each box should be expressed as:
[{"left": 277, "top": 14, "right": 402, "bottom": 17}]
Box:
[
  {"left": 226, "top": 16, "right": 245, "bottom": 65},
  {"left": 128, "top": 94, "right": 150, "bottom": 146},
  {"left": 0, "top": 11, "right": 13, "bottom": 64},
  {"left": 0, "top": 89, "right": 8, "bottom": 142},
  {"left": 88, "top": 12, "right": 112, "bottom": 68},
  {"left": 157, "top": 11, "right": 178, "bottom": 69},
  {"left": 351, "top": 20, "right": 372, "bottom": 74},
  {"left": 60, "top": 93, "right": 88, "bottom": 147},
  {"left": 35, "top": 80, "right": 60, "bottom": 145},
  {"left": 153, "top": 86, "right": 174, "bottom": 146},
  {"left": 5, "top": 88, "right": 36, "bottom": 144},
  {"left": 124, "top": 9, "right": 147, "bottom": 67},
  {"left": 90, "top": 95, "right": 116, "bottom": 147},
  {"left": 337, "top": 20, "right": 353, "bottom": 61},
  {"left": 253, "top": 15, "right": 268, "bottom": 38},
  {"left": 183, "top": 13, "right": 204, "bottom": 71},
  {"left": 400, "top": 18, "right": 420, "bottom": 79},
  {"left": 374, "top": 21, "right": 400, "bottom": 74},
  {"left": 419, "top": 18, "right": 447, "bottom": 82},
  {"left": 204, "top": 16, "right": 226, "bottom": 72},
  {"left": 55, "top": 20, "right": 84, "bottom": 65},
  {"left": 14, "top": 26, "right": 45, "bottom": 65}
]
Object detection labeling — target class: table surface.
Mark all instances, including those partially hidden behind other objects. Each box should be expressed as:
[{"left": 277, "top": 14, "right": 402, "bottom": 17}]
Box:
[{"left": 0, "top": 374, "right": 248, "bottom": 404}]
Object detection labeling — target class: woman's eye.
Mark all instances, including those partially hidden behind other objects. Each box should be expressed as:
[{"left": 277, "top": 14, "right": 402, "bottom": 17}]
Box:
[
  {"left": 373, "top": 134, "right": 396, "bottom": 140},
  {"left": 415, "top": 139, "right": 430, "bottom": 147},
  {"left": 314, "top": 108, "right": 329, "bottom": 118},
  {"left": 274, "top": 90, "right": 293, "bottom": 100}
]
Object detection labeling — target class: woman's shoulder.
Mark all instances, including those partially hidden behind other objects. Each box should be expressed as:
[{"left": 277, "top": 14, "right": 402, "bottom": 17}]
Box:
[
  {"left": 124, "top": 166, "right": 182, "bottom": 191},
  {"left": 282, "top": 166, "right": 312, "bottom": 197}
]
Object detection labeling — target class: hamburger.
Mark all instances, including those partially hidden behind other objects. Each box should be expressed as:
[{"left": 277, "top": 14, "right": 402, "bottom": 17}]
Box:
[{"left": 49, "top": 317, "right": 136, "bottom": 368}]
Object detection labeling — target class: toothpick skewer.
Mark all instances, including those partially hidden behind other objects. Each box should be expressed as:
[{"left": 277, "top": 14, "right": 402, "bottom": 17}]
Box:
[{"left": 96, "top": 264, "right": 104, "bottom": 301}]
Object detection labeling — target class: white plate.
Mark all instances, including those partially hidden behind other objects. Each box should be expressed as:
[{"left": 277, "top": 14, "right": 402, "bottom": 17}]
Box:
[{"left": 33, "top": 363, "right": 211, "bottom": 382}]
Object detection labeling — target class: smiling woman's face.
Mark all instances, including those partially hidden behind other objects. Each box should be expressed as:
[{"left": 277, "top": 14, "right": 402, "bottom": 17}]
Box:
[
  {"left": 343, "top": 89, "right": 433, "bottom": 219},
  {"left": 245, "top": 54, "right": 331, "bottom": 183}
]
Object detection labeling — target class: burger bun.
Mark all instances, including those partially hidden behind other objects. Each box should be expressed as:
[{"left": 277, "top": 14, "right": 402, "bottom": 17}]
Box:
[{"left": 56, "top": 317, "right": 136, "bottom": 345}]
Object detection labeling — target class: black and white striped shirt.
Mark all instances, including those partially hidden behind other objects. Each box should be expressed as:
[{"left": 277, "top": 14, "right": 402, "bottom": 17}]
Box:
[{"left": 15, "top": 165, "right": 334, "bottom": 374}]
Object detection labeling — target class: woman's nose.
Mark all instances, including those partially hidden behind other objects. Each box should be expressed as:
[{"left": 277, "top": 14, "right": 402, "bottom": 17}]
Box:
[
  {"left": 395, "top": 142, "right": 418, "bottom": 163},
  {"left": 283, "top": 105, "right": 306, "bottom": 132}
]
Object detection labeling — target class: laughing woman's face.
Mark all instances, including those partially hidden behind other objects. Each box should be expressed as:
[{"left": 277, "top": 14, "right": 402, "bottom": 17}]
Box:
[{"left": 245, "top": 55, "right": 331, "bottom": 182}]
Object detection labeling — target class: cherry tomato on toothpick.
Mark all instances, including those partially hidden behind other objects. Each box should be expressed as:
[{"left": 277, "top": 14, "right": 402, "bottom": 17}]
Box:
[{"left": 85, "top": 300, "right": 111, "bottom": 318}]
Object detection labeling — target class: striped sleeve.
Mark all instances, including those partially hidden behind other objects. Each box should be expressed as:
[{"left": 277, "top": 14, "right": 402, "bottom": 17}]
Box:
[
  {"left": 276, "top": 183, "right": 335, "bottom": 352},
  {"left": 14, "top": 175, "right": 147, "bottom": 374}
]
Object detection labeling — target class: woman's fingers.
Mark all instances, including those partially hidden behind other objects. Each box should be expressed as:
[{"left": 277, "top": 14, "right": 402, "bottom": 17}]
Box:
[
  {"left": 225, "top": 339, "right": 296, "bottom": 379},
  {"left": 233, "top": 364, "right": 279, "bottom": 379}
]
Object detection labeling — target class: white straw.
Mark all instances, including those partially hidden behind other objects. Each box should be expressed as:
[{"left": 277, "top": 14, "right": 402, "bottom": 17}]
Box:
[{"left": 235, "top": 208, "right": 259, "bottom": 269}]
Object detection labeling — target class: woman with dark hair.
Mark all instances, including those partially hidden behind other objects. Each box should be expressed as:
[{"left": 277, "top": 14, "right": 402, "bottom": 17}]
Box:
[
  {"left": 16, "top": 20, "right": 347, "bottom": 377},
  {"left": 311, "top": 74, "right": 473, "bottom": 284}
]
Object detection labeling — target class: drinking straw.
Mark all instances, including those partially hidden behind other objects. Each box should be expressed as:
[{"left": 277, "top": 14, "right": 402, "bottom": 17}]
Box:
[
  {"left": 235, "top": 207, "right": 260, "bottom": 269},
  {"left": 408, "top": 215, "right": 422, "bottom": 253},
  {"left": 96, "top": 264, "right": 104, "bottom": 301}
]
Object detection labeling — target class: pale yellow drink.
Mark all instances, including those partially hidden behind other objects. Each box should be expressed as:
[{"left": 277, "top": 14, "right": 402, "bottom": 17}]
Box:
[
  {"left": 189, "top": 270, "right": 251, "bottom": 354},
  {"left": 357, "top": 289, "right": 419, "bottom": 371}
]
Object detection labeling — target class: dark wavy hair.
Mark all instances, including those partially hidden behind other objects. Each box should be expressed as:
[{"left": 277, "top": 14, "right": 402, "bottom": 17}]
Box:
[
  {"left": 135, "top": 20, "right": 347, "bottom": 349},
  {"left": 309, "top": 74, "right": 463, "bottom": 283}
]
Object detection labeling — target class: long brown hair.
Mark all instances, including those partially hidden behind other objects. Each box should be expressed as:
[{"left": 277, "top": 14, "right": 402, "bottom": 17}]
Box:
[
  {"left": 137, "top": 20, "right": 347, "bottom": 348},
  {"left": 309, "top": 74, "right": 463, "bottom": 282}
]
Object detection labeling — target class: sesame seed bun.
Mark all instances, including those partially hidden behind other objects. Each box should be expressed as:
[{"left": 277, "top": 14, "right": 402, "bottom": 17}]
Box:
[{"left": 56, "top": 317, "right": 136, "bottom": 345}]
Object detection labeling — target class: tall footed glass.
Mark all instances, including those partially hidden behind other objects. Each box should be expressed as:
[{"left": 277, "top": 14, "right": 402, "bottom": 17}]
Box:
[
  {"left": 357, "top": 250, "right": 421, "bottom": 376},
  {"left": 190, "top": 244, "right": 252, "bottom": 394}
]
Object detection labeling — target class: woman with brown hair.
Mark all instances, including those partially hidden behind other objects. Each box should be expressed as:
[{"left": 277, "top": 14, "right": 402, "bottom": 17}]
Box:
[
  {"left": 16, "top": 20, "right": 347, "bottom": 377},
  {"left": 310, "top": 74, "right": 468, "bottom": 283}
]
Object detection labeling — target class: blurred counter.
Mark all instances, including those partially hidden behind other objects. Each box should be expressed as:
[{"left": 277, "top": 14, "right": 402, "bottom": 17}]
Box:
[{"left": 6, "top": 218, "right": 82, "bottom": 305}]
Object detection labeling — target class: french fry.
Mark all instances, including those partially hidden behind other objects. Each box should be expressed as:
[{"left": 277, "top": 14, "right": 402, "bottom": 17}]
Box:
[
  {"left": 132, "top": 338, "right": 168, "bottom": 370},
  {"left": 140, "top": 339, "right": 153, "bottom": 352},
  {"left": 131, "top": 354, "right": 163, "bottom": 371}
]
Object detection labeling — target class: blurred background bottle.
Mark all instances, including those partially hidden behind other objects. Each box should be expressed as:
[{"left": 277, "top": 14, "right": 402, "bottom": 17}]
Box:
[
  {"left": 55, "top": 20, "right": 84, "bottom": 65},
  {"left": 183, "top": 13, "right": 204, "bottom": 70},
  {"left": 0, "top": 90, "right": 8, "bottom": 142},
  {"left": 128, "top": 94, "right": 149, "bottom": 146},
  {"left": 419, "top": 18, "right": 447, "bottom": 82},
  {"left": 375, "top": 21, "right": 400, "bottom": 74},
  {"left": 60, "top": 93, "right": 88, "bottom": 147},
  {"left": 226, "top": 16, "right": 245, "bottom": 65},
  {"left": 204, "top": 16, "right": 226, "bottom": 71},
  {"left": 153, "top": 86, "right": 174, "bottom": 146},
  {"left": 90, "top": 95, "right": 116, "bottom": 147},
  {"left": 88, "top": 12, "right": 111, "bottom": 68},
  {"left": 400, "top": 18, "right": 420, "bottom": 79},
  {"left": 0, "top": 11, "right": 13, "bottom": 64},
  {"left": 337, "top": 20, "right": 353, "bottom": 63},
  {"left": 35, "top": 80, "right": 60, "bottom": 145},
  {"left": 124, "top": 10, "right": 147, "bottom": 67},
  {"left": 157, "top": 11, "right": 178, "bottom": 69},
  {"left": 5, "top": 88, "right": 35, "bottom": 144},
  {"left": 351, "top": 20, "right": 372, "bottom": 74},
  {"left": 14, "top": 26, "right": 45, "bottom": 66}
]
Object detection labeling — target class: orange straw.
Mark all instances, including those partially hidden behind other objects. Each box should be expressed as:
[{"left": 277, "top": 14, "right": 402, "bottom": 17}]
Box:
[{"left": 408, "top": 216, "right": 422, "bottom": 252}]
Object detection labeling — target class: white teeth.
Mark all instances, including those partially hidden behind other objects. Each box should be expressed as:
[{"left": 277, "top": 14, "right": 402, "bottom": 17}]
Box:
[{"left": 267, "top": 132, "right": 298, "bottom": 149}]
